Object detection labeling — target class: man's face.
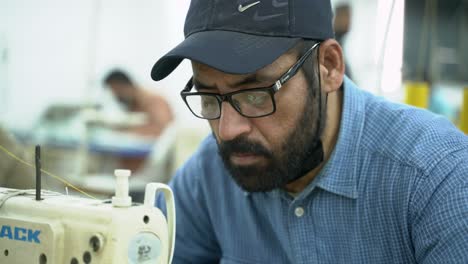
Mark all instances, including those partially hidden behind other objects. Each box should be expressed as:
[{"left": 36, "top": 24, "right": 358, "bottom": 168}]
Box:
[
  {"left": 192, "top": 49, "right": 322, "bottom": 192},
  {"left": 107, "top": 82, "right": 135, "bottom": 108}
]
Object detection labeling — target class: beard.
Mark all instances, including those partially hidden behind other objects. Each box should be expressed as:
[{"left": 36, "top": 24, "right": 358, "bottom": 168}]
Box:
[{"left": 216, "top": 90, "right": 322, "bottom": 192}]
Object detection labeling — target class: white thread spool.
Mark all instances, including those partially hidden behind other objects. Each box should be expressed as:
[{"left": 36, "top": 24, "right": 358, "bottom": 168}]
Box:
[{"left": 112, "top": 169, "right": 132, "bottom": 207}]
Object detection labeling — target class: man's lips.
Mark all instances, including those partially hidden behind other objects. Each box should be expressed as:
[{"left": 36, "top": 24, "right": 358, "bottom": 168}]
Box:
[{"left": 230, "top": 152, "right": 263, "bottom": 165}]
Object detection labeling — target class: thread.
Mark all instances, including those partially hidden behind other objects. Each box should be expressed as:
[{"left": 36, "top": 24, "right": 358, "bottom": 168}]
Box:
[{"left": 0, "top": 143, "right": 97, "bottom": 200}]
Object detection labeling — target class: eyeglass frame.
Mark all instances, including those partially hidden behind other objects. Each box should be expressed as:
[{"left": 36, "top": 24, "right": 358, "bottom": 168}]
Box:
[{"left": 180, "top": 41, "right": 320, "bottom": 120}]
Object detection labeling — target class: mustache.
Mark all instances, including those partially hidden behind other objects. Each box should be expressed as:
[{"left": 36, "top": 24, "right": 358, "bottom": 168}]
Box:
[{"left": 218, "top": 136, "right": 272, "bottom": 158}]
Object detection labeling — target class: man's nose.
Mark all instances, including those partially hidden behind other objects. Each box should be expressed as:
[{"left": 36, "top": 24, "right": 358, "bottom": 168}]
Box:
[{"left": 217, "top": 101, "right": 252, "bottom": 141}]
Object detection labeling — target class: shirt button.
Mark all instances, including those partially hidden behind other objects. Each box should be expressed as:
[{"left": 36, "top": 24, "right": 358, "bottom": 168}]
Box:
[{"left": 294, "top": 207, "right": 305, "bottom": 217}]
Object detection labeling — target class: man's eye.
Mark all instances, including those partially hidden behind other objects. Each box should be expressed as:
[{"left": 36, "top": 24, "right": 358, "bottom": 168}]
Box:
[
  {"left": 202, "top": 97, "right": 217, "bottom": 107},
  {"left": 246, "top": 93, "right": 267, "bottom": 105}
]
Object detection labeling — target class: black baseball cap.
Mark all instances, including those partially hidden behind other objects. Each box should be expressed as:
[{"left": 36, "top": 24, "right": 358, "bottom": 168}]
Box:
[{"left": 151, "top": 0, "right": 334, "bottom": 81}]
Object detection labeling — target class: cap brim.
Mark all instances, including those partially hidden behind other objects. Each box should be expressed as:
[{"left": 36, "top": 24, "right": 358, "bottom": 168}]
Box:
[{"left": 151, "top": 30, "right": 301, "bottom": 81}]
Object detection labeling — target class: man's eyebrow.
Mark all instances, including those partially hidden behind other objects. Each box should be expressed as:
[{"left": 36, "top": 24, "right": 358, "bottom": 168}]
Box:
[
  {"left": 193, "top": 74, "right": 274, "bottom": 91},
  {"left": 193, "top": 79, "right": 215, "bottom": 91},
  {"left": 230, "top": 74, "right": 262, "bottom": 87}
]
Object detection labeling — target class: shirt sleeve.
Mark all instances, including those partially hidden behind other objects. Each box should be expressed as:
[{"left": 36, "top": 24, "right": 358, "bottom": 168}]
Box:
[
  {"left": 410, "top": 149, "right": 468, "bottom": 263},
  {"left": 157, "top": 150, "right": 221, "bottom": 264}
]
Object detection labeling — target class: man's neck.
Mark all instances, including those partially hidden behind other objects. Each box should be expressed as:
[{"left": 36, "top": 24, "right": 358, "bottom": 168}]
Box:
[{"left": 285, "top": 89, "right": 343, "bottom": 193}]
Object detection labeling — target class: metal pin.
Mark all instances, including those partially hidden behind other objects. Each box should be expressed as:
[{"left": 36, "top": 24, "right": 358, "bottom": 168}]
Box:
[{"left": 35, "top": 145, "right": 41, "bottom": 201}]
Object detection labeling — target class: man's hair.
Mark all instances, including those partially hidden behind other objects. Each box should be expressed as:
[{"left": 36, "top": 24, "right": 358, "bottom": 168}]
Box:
[{"left": 104, "top": 69, "right": 133, "bottom": 85}]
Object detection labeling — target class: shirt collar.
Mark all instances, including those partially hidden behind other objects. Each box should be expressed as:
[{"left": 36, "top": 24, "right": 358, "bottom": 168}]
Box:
[{"left": 312, "top": 76, "right": 365, "bottom": 199}]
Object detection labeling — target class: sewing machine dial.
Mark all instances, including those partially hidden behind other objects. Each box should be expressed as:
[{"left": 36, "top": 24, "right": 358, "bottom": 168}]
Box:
[{"left": 128, "top": 232, "right": 162, "bottom": 264}]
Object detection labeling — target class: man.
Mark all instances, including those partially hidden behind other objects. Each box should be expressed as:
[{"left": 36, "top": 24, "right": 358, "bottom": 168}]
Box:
[
  {"left": 104, "top": 70, "right": 175, "bottom": 172},
  {"left": 104, "top": 69, "right": 174, "bottom": 138},
  {"left": 152, "top": 0, "right": 468, "bottom": 263}
]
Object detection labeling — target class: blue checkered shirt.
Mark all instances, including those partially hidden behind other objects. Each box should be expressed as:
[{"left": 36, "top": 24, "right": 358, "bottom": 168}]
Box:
[{"left": 159, "top": 78, "right": 468, "bottom": 263}]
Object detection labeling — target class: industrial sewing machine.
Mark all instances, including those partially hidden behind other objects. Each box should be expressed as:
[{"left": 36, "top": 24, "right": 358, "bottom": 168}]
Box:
[{"left": 0, "top": 168, "right": 175, "bottom": 264}]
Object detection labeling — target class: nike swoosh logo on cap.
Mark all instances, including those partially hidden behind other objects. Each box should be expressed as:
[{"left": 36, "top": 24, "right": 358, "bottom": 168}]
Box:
[
  {"left": 272, "top": 0, "right": 288, "bottom": 8},
  {"left": 253, "top": 11, "right": 284, "bottom": 21},
  {"left": 238, "top": 1, "right": 261, "bottom": 12}
]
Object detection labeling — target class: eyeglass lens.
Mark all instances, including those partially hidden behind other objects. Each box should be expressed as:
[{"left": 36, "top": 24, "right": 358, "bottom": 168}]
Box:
[{"left": 184, "top": 90, "right": 274, "bottom": 119}]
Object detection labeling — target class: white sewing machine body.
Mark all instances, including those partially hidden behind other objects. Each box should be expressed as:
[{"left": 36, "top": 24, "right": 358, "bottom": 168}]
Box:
[{"left": 0, "top": 174, "right": 175, "bottom": 264}]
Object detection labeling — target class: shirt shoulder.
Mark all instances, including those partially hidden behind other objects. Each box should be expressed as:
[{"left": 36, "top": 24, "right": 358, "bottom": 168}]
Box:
[{"left": 359, "top": 93, "right": 468, "bottom": 174}]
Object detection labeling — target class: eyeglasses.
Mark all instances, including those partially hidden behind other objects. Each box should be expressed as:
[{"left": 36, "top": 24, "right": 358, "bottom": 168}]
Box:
[{"left": 181, "top": 42, "right": 320, "bottom": 120}]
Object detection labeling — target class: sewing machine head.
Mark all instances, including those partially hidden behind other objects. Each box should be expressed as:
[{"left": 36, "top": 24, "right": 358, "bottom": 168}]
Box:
[{"left": 0, "top": 170, "right": 175, "bottom": 264}]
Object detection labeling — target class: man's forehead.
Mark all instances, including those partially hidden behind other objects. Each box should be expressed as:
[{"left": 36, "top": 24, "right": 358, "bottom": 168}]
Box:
[{"left": 192, "top": 48, "right": 299, "bottom": 80}]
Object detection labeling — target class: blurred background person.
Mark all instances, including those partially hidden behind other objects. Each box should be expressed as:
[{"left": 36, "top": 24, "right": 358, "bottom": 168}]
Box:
[
  {"left": 98, "top": 69, "right": 175, "bottom": 188},
  {"left": 103, "top": 69, "right": 174, "bottom": 138}
]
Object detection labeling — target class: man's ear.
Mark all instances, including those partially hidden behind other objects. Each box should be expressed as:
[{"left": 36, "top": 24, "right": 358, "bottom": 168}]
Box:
[{"left": 318, "top": 39, "right": 345, "bottom": 93}]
